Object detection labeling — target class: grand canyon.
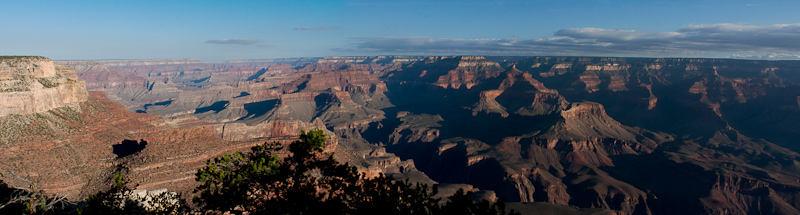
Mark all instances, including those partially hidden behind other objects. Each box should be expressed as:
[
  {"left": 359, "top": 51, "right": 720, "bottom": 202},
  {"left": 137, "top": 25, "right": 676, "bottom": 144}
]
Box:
[{"left": 2, "top": 55, "right": 799, "bottom": 214}]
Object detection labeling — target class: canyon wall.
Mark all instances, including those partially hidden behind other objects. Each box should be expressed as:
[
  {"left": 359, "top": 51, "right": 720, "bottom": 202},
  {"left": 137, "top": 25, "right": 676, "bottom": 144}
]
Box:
[
  {"left": 14, "top": 55, "right": 800, "bottom": 214},
  {"left": 0, "top": 57, "right": 87, "bottom": 116}
]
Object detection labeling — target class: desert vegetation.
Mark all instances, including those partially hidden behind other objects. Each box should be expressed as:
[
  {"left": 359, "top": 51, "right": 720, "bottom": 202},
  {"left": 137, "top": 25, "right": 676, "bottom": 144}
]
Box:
[{"left": 0, "top": 129, "right": 518, "bottom": 215}]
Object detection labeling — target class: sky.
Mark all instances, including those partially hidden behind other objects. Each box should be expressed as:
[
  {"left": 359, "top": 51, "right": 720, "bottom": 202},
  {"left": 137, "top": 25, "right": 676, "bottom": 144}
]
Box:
[{"left": 1, "top": 0, "right": 799, "bottom": 61}]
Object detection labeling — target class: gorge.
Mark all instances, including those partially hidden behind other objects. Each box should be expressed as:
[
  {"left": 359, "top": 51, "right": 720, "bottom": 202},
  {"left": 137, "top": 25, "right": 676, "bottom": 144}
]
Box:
[{"left": 2, "top": 55, "right": 800, "bottom": 214}]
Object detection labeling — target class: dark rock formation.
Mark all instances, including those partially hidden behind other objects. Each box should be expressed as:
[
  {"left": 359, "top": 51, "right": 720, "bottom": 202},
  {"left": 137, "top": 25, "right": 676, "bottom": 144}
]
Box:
[{"left": 43, "top": 56, "right": 800, "bottom": 215}]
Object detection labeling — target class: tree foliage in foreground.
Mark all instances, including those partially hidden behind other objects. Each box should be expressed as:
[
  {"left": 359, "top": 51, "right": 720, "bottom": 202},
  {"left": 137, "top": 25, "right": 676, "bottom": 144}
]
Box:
[
  {"left": 1, "top": 166, "right": 189, "bottom": 215},
  {"left": 0, "top": 179, "right": 71, "bottom": 215},
  {"left": 80, "top": 172, "right": 189, "bottom": 215},
  {"left": 0, "top": 129, "right": 518, "bottom": 214},
  {"left": 193, "top": 129, "right": 518, "bottom": 215}
]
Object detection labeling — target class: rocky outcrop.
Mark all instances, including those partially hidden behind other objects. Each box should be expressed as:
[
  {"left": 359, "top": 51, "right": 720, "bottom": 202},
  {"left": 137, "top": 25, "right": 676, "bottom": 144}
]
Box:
[
  {"left": 58, "top": 59, "right": 312, "bottom": 114},
  {"left": 0, "top": 57, "right": 87, "bottom": 117},
  {"left": 433, "top": 56, "right": 504, "bottom": 89},
  {"left": 516, "top": 92, "right": 569, "bottom": 116},
  {"left": 688, "top": 73, "right": 769, "bottom": 104},
  {"left": 471, "top": 66, "right": 565, "bottom": 117},
  {"left": 472, "top": 90, "right": 508, "bottom": 117},
  {"left": 216, "top": 119, "right": 330, "bottom": 143},
  {"left": 0, "top": 90, "right": 224, "bottom": 199},
  {"left": 38, "top": 55, "right": 800, "bottom": 215},
  {"left": 388, "top": 112, "right": 443, "bottom": 145},
  {"left": 250, "top": 69, "right": 392, "bottom": 132},
  {"left": 283, "top": 70, "right": 388, "bottom": 94},
  {"left": 403, "top": 100, "right": 669, "bottom": 208},
  {"left": 378, "top": 56, "right": 800, "bottom": 214},
  {"left": 306, "top": 56, "right": 423, "bottom": 74},
  {"left": 0, "top": 58, "right": 346, "bottom": 200}
]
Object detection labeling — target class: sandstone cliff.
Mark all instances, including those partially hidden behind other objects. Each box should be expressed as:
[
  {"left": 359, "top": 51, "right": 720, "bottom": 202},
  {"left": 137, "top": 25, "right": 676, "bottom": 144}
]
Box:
[{"left": 0, "top": 57, "right": 87, "bottom": 117}]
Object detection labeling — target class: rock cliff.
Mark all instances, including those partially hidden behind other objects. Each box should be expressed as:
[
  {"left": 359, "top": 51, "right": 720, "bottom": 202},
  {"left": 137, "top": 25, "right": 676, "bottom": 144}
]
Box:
[
  {"left": 0, "top": 57, "right": 87, "bottom": 117},
  {"left": 40, "top": 56, "right": 800, "bottom": 215},
  {"left": 0, "top": 89, "right": 225, "bottom": 198}
]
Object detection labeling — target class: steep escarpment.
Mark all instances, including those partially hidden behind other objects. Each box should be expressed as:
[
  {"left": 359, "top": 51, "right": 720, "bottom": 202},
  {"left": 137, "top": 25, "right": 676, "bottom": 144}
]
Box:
[
  {"left": 0, "top": 89, "right": 225, "bottom": 199},
  {"left": 53, "top": 56, "right": 800, "bottom": 214},
  {"left": 372, "top": 57, "right": 677, "bottom": 214},
  {"left": 494, "top": 57, "right": 800, "bottom": 214},
  {"left": 472, "top": 66, "right": 565, "bottom": 117},
  {"left": 508, "top": 57, "right": 800, "bottom": 146},
  {"left": 368, "top": 56, "right": 800, "bottom": 214},
  {"left": 301, "top": 56, "right": 424, "bottom": 74},
  {"left": 601, "top": 129, "right": 800, "bottom": 215},
  {"left": 58, "top": 59, "right": 311, "bottom": 113},
  {"left": 433, "top": 56, "right": 504, "bottom": 89},
  {"left": 385, "top": 101, "right": 669, "bottom": 214},
  {"left": 0, "top": 57, "right": 87, "bottom": 116},
  {"left": 62, "top": 58, "right": 426, "bottom": 184},
  {"left": 186, "top": 66, "right": 424, "bottom": 181},
  {"left": 251, "top": 69, "right": 392, "bottom": 128},
  {"left": 0, "top": 58, "right": 324, "bottom": 200}
]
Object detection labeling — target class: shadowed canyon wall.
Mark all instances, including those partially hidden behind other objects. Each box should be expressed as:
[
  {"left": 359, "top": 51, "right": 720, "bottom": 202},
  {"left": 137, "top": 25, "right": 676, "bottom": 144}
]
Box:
[{"left": 3, "top": 55, "right": 799, "bottom": 214}]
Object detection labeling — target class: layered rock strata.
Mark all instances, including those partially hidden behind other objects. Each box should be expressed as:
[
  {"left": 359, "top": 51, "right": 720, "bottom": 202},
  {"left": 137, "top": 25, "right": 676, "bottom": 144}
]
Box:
[{"left": 0, "top": 57, "right": 87, "bottom": 116}]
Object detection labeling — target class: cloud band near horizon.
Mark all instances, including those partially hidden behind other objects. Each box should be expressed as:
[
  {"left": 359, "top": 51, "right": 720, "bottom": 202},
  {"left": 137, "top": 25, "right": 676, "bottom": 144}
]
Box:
[{"left": 334, "top": 23, "right": 800, "bottom": 60}]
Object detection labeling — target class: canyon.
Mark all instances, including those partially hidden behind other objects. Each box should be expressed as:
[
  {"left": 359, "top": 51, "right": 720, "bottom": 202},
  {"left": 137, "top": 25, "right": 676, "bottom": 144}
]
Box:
[{"left": 1, "top": 55, "right": 799, "bottom": 214}]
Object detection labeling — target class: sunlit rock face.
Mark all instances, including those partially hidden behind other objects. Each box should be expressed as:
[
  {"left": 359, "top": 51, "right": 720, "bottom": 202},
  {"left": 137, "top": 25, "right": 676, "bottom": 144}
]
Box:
[
  {"left": 0, "top": 57, "right": 87, "bottom": 116},
  {"left": 36, "top": 56, "right": 800, "bottom": 214}
]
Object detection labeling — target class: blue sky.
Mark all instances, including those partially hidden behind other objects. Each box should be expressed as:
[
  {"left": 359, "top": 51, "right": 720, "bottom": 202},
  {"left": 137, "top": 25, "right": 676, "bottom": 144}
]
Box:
[{"left": 1, "top": 0, "right": 799, "bottom": 61}]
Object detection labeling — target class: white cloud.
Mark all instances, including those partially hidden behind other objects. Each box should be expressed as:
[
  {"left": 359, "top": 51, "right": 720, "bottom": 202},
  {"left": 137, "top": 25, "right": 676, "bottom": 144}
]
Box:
[
  {"left": 335, "top": 23, "right": 800, "bottom": 59},
  {"left": 731, "top": 53, "right": 800, "bottom": 60}
]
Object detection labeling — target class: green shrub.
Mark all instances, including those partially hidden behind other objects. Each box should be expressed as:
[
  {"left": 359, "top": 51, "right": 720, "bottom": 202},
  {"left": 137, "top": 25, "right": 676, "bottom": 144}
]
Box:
[{"left": 192, "top": 129, "right": 518, "bottom": 215}]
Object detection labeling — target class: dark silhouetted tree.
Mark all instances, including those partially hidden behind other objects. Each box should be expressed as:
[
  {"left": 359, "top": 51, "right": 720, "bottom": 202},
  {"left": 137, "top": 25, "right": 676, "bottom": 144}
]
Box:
[
  {"left": 0, "top": 179, "right": 71, "bottom": 215},
  {"left": 440, "top": 189, "right": 518, "bottom": 215},
  {"left": 193, "top": 129, "right": 517, "bottom": 215},
  {"left": 81, "top": 172, "right": 189, "bottom": 215}
]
